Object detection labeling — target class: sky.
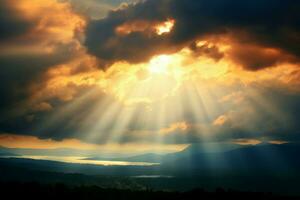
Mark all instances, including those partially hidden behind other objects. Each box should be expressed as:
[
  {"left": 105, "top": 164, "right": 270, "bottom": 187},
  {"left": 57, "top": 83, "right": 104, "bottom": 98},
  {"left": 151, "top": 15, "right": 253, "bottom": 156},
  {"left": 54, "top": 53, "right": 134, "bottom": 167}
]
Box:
[{"left": 0, "top": 0, "right": 300, "bottom": 155}]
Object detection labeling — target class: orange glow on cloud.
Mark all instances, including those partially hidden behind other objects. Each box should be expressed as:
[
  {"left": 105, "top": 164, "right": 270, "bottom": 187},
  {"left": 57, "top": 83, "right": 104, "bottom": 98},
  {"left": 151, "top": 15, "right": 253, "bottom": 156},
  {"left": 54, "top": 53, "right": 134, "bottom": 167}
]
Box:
[
  {"left": 23, "top": 31, "right": 300, "bottom": 114},
  {"left": 2, "top": 0, "right": 86, "bottom": 56},
  {"left": 115, "top": 19, "right": 175, "bottom": 36},
  {"left": 160, "top": 121, "right": 189, "bottom": 134},
  {"left": 269, "top": 140, "right": 289, "bottom": 145},
  {"left": 31, "top": 39, "right": 300, "bottom": 109},
  {"left": 213, "top": 115, "right": 229, "bottom": 126},
  {"left": 30, "top": 55, "right": 103, "bottom": 102},
  {"left": 1, "top": 0, "right": 299, "bottom": 152},
  {"left": 116, "top": 20, "right": 155, "bottom": 35},
  {"left": 155, "top": 19, "right": 175, "bottom": 35},
  {"left": 0, "top": 134, "right": 186, "bottom": 153},
  {"left": 232, "top": 139, "right": 262, "bottom": 146},
  {"left": 0, "top": 134, "right": 98, "bottom": 150}
]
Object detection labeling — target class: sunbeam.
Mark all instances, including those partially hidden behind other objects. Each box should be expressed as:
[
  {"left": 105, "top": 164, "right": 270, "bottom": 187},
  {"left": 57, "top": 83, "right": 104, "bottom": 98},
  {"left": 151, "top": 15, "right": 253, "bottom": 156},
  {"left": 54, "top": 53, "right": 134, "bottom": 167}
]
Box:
[{"left": 1, "top": 0, "right": 300, "bottom": 197}]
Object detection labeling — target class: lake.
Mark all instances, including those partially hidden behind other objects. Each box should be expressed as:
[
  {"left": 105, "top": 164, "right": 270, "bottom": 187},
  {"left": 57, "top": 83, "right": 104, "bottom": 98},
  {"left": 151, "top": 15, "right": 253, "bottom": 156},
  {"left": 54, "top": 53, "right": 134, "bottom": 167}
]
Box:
[{"left": 0, "top": 155, "right": 160, "bottom": 166}]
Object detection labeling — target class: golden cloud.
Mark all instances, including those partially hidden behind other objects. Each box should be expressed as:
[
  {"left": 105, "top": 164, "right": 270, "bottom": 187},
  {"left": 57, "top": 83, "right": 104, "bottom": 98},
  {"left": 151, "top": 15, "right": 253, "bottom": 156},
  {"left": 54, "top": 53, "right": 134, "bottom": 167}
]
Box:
[
  {"left": 160, "top": 121, "right": 189, "bottom": 135},
  {"left": 0, "top": 133, "right": 187, "bottom": 153},
  {"left": 29, "top": 38, "right": 300, "bottom": 111},
  {"left": 231, "top": 139, "right": 262, "bottom": 146},
  {"left": 0, "top": 133, "right": 98, "bottom": 150},
  {"left": 213, "top": 115, "right": 229, "bottom": 126}
]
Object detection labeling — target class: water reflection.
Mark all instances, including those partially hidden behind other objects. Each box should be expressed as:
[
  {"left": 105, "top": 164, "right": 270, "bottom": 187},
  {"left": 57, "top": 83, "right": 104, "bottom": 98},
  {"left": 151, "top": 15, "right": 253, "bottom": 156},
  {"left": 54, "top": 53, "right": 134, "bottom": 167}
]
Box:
[{"left": 1, "top": 155, "right": 160, "bottom": 166}]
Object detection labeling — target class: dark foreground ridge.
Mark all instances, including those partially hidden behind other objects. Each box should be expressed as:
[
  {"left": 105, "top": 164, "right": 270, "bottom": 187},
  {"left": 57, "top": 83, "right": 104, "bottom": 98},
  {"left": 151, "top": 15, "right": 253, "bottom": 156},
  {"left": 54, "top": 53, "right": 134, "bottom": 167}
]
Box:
[{"left": 0, "top": 182, "right": 299, "bottom": 200}]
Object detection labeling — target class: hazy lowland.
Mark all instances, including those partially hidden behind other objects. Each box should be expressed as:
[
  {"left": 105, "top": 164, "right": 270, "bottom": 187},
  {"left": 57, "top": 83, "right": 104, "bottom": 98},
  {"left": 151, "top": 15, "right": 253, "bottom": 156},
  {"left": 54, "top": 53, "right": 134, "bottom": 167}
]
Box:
[{"left": 1, "top": 143, "right": 300, "bottom": 198}]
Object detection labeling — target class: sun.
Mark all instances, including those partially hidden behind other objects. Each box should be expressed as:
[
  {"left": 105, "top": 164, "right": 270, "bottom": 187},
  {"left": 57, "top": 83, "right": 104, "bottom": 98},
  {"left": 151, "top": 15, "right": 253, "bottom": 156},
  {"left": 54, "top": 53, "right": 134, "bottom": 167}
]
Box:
[{"left": 148, "top": 55, "right": 172, "bottom": 75}]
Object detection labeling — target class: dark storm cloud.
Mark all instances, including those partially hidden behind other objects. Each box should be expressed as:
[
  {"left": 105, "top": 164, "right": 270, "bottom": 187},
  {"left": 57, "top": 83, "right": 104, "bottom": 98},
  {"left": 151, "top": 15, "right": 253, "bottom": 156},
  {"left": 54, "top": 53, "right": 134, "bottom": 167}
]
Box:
[
  {"left": 85, "top": 0, "right": 176, "bottom": 63},
  {"left": 85, "top": 0, "right": 300, "bottom": 69},
  {"left": 0, "top": 0, "right": 34, "bottom": 41},
  {"left": 0, "top": 43, "right": 80, "bottom": 116},
  {"left": 66, "top": 0, "right": 137, "bottom": 19},
  {"left": 228, "top": 44, "right": 290, "bottom": 71},
  {"left": 0, "top": 0, "right": 83, "bottom": 117},
  {"left": 0, "top": 0, "right": 99, "bottom": 141},
  {"left": 210, "top": 86, "right": 300, "bottom": 143},
  {"left": 0, "top": 0, "right": 39, "bottom": 116},
  {"left": 0, "top": 86, "right": 125, "bottom": 143},
  {"left": 189, "top": 42, "right": 224, "bottom": 62}
]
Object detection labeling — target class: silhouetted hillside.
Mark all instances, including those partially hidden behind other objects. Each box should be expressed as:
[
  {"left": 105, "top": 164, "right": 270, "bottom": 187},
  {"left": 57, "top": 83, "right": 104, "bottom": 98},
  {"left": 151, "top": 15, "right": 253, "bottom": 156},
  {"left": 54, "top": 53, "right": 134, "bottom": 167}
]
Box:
[
  {"left": 0, "top": 146, "right": 18, "bottom": 156},
  {"left": 1, "top": 156, "right": 300, "bottom": 196},
  {"left": 0, "top": 181, "right": 298, "bottom": 200},
  {"left": 84, "top": 143, "right": 300, "bottom": 172},
  {"left": 161, "top": 143, "right": 300, "bottom": 172}
]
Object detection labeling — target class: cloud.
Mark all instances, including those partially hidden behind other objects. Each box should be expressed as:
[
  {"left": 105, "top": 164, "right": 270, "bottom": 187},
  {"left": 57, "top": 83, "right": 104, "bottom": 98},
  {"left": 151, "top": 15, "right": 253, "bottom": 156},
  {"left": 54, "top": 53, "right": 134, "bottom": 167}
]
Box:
[
  {"left": 268, "top": 140, "right": 289, "bottom": 145},
  {"left": 213, "top": 115, "right": 229, "bottom": 126},
  {"left": 189, "top": 41, "right": 224, "bottom": 62},
  {"left": 159, "top": 121, "right": 189, "bottom": 135},
  {"left": 0, "top": 133, "right": 186, "bottom": 155},
  {"left": 231, "top": 138, "right": 262, "bottom": 146},
  {"left": 0, "top": 0, "right": 35, "bottom": 41},
  {"left": 0, "top": 133, "right": 98, "bottom": 150},
  {"left": 31, "top": 102, "right": 53, "bottom": 112},
  {"left": 0, "top": 0, "right": 86, "bottom": 116},
  {"left": 1, "top": 77, "right": 300, "bottom": 145},
  {"left": 1, "top": 0, "right": 300, "bottom": 147},
  {"left": 66, "top": 0, "right": 137, "bottom": 19},
  {"left": 85, "top": 0, "right": 300, "bottom": 69},
  {"left": 228, "top": 43, "right": 297, "bottom": 70}
]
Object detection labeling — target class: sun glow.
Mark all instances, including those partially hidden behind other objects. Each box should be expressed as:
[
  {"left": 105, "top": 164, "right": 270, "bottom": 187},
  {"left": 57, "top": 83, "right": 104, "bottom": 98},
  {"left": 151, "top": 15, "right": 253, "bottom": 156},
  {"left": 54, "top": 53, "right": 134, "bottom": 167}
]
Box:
[
  {"left": 98, "top": 46, "right": 232, "bottom": 106},
  {"left": 148, "top": 55, "right": 172, "bottom": 74}
]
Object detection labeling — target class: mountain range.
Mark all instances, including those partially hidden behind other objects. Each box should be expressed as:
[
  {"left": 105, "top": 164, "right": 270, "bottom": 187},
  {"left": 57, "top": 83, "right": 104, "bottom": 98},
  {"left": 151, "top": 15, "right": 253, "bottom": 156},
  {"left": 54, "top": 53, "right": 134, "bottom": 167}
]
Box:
[
  {"left": 82, "top": 143, "right": 300, "bottom": 172},
  {"left": 1, "top": 143, "right": 300, "bottom": 195}
]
